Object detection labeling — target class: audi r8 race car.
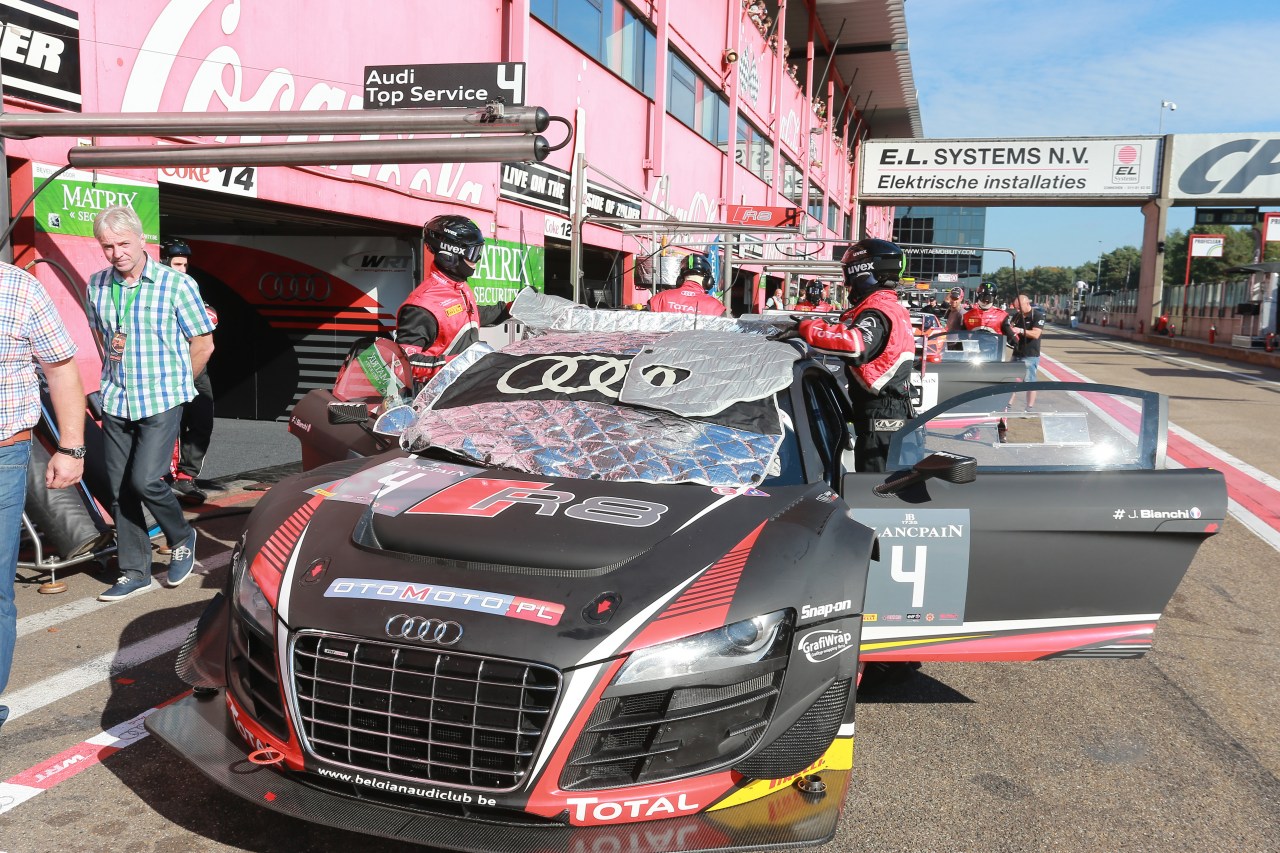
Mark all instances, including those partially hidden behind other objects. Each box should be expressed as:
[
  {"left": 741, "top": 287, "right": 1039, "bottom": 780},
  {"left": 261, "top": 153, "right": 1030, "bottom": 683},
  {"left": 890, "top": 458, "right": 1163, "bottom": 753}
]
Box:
[{"left": 149, "top": 292, "right": 1226, "bottom": 852}]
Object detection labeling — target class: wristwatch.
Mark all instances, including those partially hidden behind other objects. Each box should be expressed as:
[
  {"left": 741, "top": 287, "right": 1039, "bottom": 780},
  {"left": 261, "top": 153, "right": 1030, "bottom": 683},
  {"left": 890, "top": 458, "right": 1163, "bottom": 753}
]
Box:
[{"left": 56, "top": 444, "right": 87, "bottom": 459}]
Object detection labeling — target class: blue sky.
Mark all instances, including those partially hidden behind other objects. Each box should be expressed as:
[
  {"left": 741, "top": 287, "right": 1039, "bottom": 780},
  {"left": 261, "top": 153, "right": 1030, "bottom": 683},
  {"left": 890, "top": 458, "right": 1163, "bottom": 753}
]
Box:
[{"left": 903, "top": 0, "right": 1280, "bottom": 272}]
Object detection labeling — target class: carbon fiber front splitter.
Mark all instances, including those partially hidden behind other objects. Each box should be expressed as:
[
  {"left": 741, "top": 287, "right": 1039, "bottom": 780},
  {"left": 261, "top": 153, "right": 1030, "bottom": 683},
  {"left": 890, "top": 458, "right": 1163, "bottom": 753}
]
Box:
[{"left": 146, "top": 694, "right": 851, "bottom": 852}]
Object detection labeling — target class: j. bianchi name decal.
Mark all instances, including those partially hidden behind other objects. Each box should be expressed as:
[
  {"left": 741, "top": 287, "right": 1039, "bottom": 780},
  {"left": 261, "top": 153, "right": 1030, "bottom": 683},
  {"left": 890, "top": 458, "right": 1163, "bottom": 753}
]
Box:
[
  {"left": 1112, "top": 507, "right": 1202, "bottom": 520},
  {"left": 324, "top": 578, "right": 564, "bottom": 624}
]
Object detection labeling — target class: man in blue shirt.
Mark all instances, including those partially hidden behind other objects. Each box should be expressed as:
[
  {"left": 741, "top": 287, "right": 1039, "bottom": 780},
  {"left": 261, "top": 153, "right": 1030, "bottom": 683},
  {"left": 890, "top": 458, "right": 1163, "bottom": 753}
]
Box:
[{"left": 87, "top": 206, "right": 215, "bottom": 601}]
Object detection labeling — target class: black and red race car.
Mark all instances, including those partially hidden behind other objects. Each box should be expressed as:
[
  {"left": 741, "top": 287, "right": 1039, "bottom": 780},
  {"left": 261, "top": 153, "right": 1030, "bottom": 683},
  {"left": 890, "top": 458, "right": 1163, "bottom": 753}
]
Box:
[{"left": 150, "top": 294, "right": 1226, "bottom": 852}]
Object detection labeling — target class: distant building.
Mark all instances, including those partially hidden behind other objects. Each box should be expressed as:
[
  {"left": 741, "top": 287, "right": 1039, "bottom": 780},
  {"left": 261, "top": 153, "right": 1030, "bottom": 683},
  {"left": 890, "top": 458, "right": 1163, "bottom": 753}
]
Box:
[{"left": 893, "top": 207, "right": 987, "bottom": 292}]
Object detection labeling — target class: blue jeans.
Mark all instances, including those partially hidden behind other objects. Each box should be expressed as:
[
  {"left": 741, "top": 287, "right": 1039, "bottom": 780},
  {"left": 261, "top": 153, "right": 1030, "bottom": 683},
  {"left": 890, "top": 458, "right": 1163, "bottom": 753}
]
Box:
[
  {"left": 103, "top": 407, "right": 191, "bottom": 582},
  {"left": 1021, "top": 356, "right": 1040, "bottom": 382},
  {"left": 0, "top": 440, "right": 32, "bottom": 696}
]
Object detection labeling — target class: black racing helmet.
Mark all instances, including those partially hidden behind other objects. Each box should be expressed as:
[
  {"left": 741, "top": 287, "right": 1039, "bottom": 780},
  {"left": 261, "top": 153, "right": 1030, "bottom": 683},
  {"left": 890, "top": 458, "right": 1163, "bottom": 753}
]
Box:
[
  {"left": 675, "top": 252, "right": 715, "bottom": 291},
  {"left": 977, "top": 283, "right": 997, "bottom": 306},
  {"left": 840, "top": 238, "right": 906, "bottom": 304},
  {"left": 159, "top": 238, "right": 192, "bottom": 263},
  {"left": 803, "top": 280, "right": 825, "bottom": 304},
  {"left": 423, "top": 214, "right": 485, "bottom": 282}
]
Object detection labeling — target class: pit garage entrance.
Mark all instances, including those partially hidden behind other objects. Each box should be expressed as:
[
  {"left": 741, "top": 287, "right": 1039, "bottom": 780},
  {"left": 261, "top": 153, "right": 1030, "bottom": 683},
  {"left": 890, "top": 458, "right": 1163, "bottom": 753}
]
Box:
[{"left": 158, "top": 186, "right": 420, "bottom": 420}]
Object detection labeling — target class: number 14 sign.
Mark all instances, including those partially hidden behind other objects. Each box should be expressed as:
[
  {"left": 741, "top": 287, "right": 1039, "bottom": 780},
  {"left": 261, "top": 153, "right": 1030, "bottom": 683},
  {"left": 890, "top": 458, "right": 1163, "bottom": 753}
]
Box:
[{"left": 158, "top": 163, "right": 258, "bottom": 198}]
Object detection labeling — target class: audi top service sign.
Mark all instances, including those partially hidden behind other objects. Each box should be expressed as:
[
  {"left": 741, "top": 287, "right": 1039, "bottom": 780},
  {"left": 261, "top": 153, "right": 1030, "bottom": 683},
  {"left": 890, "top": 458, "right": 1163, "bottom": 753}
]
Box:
[
  {"left": 1169, "top": 133, "right": 1280, "bottom": 203},
  {"left": 860, "top": 137, "right": 1160, "bottom": 200},
  {"left": 363, "top": 62, "right": 525, "bottom": 109},
  {"left": 0, "top": 1, "right": 81, "bottom": 111}
]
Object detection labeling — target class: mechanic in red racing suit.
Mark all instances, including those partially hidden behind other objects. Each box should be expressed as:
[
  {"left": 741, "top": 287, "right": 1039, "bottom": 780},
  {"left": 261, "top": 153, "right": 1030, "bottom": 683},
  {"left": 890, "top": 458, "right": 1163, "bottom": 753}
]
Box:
[
  {"left": 799, "top": 238, "right": 915, "bottom": 472},
  {"left": 396, "top": 214, "right": 510, "bottom": 383},
  {"left": 791, "top": 279, "right": 836, "bottom": 312},
  {"left": 961, "top": 282, "right": 1019, "bottom": 346},
  {"left": 646, "top": 253, "right": 726, "bottom": 316}
]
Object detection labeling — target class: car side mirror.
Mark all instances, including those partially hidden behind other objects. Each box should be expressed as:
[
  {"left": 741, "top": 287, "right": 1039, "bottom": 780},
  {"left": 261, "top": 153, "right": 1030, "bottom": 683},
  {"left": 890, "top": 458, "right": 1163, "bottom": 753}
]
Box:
[
  {"left": 328, "top": 401, "right": 370, "bottom": 425},
  {"left": 873, "top": 451, "right": 977, "bottom": 497}
]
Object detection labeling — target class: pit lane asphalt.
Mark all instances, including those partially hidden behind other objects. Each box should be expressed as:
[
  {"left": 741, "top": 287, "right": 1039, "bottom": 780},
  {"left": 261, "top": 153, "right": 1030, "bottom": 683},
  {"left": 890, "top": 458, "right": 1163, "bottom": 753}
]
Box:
[{"left": 2, "top": 331, "right": 1278, "bottom": 853}]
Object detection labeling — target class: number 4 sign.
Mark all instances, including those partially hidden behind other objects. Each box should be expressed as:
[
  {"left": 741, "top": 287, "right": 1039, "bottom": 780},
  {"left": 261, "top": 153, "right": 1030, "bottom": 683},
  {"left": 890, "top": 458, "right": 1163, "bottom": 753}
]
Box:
[{"left": 853, "top": 508, "right": 970, "bottom": 626}]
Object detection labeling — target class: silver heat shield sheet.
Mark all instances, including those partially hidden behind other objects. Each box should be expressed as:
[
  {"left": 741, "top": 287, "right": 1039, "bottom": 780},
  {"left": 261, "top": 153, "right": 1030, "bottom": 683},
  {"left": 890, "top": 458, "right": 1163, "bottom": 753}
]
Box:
[
  {"left": 400, "top": 399, "right": 782, "bottom": 486},
  {"left": 622, "top": 331, "right": 797, "bottom": 417},
  {"left": 410, "top": 343, "right": 494, "bottom": 412},
  {"left": 511, "top": 289, "right": 759, "bottom": 335}
]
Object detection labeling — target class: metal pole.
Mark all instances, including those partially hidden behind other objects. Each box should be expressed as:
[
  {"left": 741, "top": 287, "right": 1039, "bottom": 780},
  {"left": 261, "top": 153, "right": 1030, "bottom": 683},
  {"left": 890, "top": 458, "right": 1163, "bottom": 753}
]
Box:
[
  {"left": 814, "top": 19, "right": 846, "bottom": 97},
  {"left": 0, "top": 105, "right": 552, "bottom": 139},
  {"left": 68, "top": 135, "right": 550, "bottom": 169},
  {"left": 570, "top": 151, "right": 587, "bottom": 304},
  {"left": 0, "top": 70, "right": 10, "bottom": 264}
]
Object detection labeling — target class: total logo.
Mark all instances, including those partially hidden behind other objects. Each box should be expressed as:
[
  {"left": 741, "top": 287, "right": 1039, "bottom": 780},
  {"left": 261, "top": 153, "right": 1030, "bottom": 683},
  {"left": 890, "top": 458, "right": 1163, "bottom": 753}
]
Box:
[
  {"left": 566, "top": 793, "right": 700, "bottom": 823},
  {"left": 227, "top": 695, "right": 271, "bottom": 755}
]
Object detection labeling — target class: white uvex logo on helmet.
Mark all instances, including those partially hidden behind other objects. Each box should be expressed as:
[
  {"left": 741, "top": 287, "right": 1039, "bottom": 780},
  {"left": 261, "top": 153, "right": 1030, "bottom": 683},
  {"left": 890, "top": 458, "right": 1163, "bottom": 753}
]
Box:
[{"left": 847, "top": 260, "right": 876, "bottom": 273}]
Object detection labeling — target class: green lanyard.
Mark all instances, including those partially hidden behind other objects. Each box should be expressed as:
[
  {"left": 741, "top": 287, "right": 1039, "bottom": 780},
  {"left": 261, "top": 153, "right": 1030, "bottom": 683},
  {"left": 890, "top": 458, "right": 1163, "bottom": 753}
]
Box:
[{"left": 110, "top": 280, "right": 141, "bottom": 329}]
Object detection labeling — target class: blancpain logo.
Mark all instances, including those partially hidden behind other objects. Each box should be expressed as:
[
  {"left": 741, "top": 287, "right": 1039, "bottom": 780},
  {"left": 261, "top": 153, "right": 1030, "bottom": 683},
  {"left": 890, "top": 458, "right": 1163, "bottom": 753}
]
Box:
[
  {"left": 877, "top": 523, "right": 964, "bottom": 538},
  {"left": 798, "top": 628, "right": 854, "bottom": 663}
]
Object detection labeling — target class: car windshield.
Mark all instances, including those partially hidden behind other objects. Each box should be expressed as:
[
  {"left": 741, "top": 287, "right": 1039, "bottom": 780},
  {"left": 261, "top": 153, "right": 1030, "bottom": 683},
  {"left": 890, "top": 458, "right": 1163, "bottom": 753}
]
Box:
[
  {"left": 397, "top": 323, "right": 800, "bottom": 487},
  {"left": 937, "top": 330, "right": 1010, "bottom": 362}
]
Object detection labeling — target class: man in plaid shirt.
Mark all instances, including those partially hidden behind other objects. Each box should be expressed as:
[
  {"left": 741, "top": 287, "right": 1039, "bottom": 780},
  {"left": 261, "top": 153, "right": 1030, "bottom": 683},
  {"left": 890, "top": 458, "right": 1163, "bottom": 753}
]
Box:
[
  {"left": 0, "top": 263, "right": 85, "bottom": 731},
  {"left": 87, "top": 207, "right": 215, "bottom": 601}
]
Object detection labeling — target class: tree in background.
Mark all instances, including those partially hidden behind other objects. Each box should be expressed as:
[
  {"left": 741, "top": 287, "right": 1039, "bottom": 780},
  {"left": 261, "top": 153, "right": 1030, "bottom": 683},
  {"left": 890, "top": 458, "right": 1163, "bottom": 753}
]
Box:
[
  {"left": 1162, "top": 224, "right": 1279, "bottom": 287},
  {"left": 983, "top": 221, "right": 1278, "bottom": 302}
]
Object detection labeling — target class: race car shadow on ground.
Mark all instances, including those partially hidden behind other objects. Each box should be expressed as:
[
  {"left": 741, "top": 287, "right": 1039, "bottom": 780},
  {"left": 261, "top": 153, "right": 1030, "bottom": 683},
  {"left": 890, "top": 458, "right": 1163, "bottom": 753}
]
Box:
[
  {"left": 856, "top": 662, "right": 975, "bottom": 704},
  {"left": 95, "top": 597, "right": 428, "bottom": 853}
]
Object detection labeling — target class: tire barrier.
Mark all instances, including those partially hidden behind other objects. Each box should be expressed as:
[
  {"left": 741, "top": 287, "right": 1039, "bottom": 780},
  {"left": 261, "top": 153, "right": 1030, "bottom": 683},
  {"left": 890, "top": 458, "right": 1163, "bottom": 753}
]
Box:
[{"left": 25, "top": 441, "right": 108, "bottom": 559}]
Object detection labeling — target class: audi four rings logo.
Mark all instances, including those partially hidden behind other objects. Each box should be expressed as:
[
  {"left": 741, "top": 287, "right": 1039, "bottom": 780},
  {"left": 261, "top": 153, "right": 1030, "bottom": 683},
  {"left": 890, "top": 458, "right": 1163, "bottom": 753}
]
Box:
[
  {"left": 385, "top": 614, "right": 464, "bottom": 645},
  {"left": 497, "top": 355, "right": 679, "bottom": 398},
  {"left": 257, "top": 272, "right": 333, "bottom": 302}
]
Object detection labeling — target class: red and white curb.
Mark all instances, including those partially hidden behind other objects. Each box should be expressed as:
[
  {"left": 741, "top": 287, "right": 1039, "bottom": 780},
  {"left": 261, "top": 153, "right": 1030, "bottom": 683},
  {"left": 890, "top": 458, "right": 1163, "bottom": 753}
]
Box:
[{"left": 0, "top": 692, "right": 188, "bottom": 816}]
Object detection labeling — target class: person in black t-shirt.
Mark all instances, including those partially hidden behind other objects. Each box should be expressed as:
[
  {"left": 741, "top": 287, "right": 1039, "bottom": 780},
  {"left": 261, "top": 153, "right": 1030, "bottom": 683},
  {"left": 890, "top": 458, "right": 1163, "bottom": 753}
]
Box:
[{"left": 1009, "top": 294, "right": 1047, "bottom": 410}]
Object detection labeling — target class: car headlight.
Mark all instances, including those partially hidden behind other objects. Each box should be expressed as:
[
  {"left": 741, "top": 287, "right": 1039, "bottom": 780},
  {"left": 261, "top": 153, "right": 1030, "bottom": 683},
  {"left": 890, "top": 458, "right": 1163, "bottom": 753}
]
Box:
[
  {"left": 231, "top": 533, "right": 274, "bottom": 637},
  {"left": 614, "top": 610, "right": 790, "bottom": 686}
]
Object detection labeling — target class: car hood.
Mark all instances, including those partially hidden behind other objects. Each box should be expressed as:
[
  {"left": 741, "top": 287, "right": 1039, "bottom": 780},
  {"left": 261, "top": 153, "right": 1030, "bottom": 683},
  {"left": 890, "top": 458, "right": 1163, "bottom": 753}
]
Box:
[{"left": 255, "top": 453, "right": 862, "bottom": 670}]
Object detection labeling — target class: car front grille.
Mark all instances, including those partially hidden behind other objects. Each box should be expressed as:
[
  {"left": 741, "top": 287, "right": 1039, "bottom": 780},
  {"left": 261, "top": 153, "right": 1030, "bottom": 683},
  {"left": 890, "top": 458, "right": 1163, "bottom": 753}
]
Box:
[
  {"left": 228, "top": 614, "right": 289, "bottom": 741},
  {"left": 559, "top": 670, "right": 783, "bottom": 790},
  {"left": 290, "top": 632, "right": 560, "bottom": 792}
]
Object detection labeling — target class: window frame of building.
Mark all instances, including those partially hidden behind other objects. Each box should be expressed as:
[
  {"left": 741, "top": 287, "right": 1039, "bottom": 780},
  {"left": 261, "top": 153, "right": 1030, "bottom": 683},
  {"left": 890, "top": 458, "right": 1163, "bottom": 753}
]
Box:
[
  {"left": 667, "top": 50, "right": 729, "bottom": 148},
  {"left": 532, "top": 0, "right": 657, "bottom": 98},
  {"left": 736, "top": 116, "right": 774, "bottom": 184}
]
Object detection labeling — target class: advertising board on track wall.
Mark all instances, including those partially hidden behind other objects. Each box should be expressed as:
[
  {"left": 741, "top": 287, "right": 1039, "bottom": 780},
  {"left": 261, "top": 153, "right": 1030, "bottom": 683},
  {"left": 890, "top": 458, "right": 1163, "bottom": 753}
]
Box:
[{"left": 860, "top": 137, "right": 1160, "bottom": 200}]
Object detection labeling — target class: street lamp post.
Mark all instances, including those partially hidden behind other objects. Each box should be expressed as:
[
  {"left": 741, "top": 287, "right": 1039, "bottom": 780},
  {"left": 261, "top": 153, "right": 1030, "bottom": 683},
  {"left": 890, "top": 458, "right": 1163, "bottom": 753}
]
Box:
[{"left": 1159, "top": 100, "right": 1177, "bottom": 134}]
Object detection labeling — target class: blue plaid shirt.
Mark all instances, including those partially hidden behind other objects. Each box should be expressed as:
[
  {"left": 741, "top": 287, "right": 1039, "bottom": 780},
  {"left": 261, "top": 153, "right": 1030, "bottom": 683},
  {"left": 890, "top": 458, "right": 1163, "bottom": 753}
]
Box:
[
  {"left": 0, "top": 263, "right": 77, "bottom": 437},
  {"left": 87, "top": 256, "right": 215, "bottom": 420}
]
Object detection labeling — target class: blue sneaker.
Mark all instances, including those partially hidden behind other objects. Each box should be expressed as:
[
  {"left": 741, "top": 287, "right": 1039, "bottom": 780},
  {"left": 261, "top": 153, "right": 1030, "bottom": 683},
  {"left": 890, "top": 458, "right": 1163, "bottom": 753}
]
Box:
[
  {"left": 0, "top": 705, "right": 9, "bottom": 732},
  {"left": 99, "top": 574, "right": 152, "bottom": 602},
  {"left": 166, "top": 529, "right": 198, "bottom": 587}
]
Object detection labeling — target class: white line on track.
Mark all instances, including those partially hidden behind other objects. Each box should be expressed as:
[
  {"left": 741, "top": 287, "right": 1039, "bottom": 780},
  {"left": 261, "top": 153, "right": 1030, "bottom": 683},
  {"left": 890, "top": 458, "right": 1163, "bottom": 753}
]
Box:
[
  {"left": 3, "top": 621, "right": 196, "bottom": 722},
  {"left": 1056, "top": 329, "right": 1280, "bottom": 388},
  {"left": 16, "top": 550, "right": 232, "bottom": 639}
]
